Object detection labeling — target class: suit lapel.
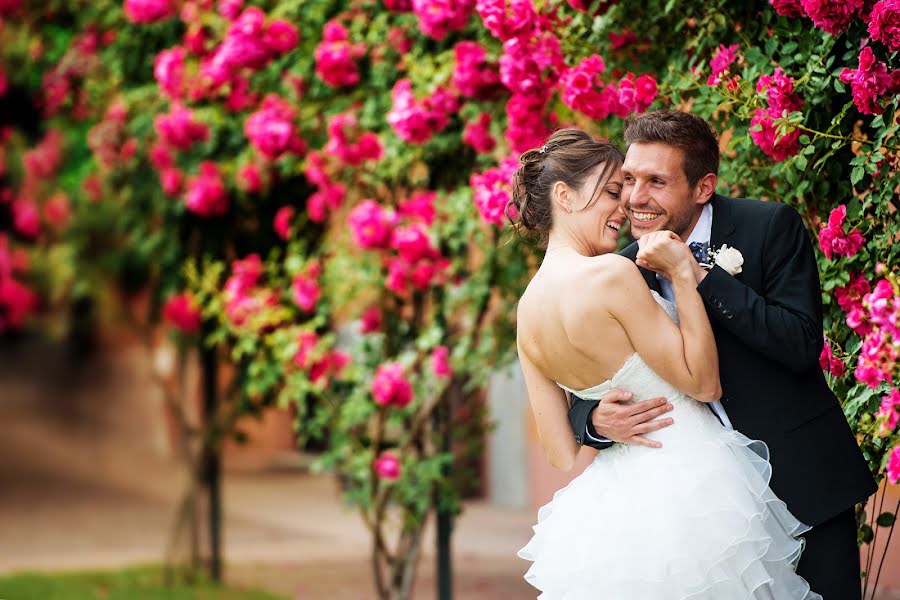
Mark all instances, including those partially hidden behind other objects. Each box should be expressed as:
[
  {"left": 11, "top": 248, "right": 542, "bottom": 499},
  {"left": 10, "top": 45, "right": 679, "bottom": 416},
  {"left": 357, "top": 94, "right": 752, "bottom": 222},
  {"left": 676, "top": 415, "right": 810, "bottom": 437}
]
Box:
[
  {"left": 621, "top": 241, "right": 662, "bottom": 293},
  {"left": 709, "top": 193, "right": 737, "bottom": 249}
]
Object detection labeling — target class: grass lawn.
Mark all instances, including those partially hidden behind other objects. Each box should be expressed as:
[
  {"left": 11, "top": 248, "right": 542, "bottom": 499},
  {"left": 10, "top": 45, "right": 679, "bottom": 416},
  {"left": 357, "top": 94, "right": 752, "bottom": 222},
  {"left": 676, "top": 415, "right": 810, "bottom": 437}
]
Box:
[{"left": 0, "top": 565, "right": 288, "bottom": 600}]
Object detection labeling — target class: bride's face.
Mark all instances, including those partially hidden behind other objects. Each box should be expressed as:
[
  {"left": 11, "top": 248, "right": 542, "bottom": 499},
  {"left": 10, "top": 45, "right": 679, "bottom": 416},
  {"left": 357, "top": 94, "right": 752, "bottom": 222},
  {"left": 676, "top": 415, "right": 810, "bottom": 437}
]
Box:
[{"left": 558, "top": 163, "right": 626, "bottom": 255}]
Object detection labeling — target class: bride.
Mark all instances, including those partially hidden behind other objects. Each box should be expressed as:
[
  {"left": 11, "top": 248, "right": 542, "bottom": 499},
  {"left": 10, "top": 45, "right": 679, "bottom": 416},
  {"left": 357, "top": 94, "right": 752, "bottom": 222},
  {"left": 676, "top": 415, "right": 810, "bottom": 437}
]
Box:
[{"left": 512, "top": 128, "right": 820, "bottom": 599}]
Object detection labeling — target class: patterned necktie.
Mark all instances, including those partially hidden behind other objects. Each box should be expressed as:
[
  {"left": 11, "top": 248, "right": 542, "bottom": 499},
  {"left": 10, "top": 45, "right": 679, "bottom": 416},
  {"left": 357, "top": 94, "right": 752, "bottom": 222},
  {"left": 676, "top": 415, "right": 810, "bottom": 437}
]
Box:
[{"left": 689, "top": 241, "right": 710, "bottom": 265}]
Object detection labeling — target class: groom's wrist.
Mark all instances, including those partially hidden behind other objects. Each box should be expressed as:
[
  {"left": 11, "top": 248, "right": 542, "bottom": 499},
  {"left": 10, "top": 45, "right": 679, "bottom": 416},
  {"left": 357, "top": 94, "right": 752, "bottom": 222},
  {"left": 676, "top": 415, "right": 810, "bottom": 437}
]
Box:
[{"left": 586, "top": 405, "right": 603, "bottom": 438}]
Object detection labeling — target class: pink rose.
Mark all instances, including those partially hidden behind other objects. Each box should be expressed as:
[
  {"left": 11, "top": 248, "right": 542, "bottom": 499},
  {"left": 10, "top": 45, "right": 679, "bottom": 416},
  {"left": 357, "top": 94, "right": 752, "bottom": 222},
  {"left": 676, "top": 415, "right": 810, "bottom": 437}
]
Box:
[
  {"left": 617, "top": 72, "right": 658, "bottom": 113},
  {"left": 835, "top": 273, "right": 871, "bottom": 312},
  {"left": 160, "top": 168, "right": 183, "bottom": 196},
  {"left": 123, "top": 0, "right": 175, "bottom": 23},
  {"left": 0, "top": 274, "right": 39, "bottom": 333},
  {"left": 839, "top": 46, "right": 900, "bottom": 115},
  {"left": 294, "top": 330, "right": 319, "bottom": 370},
  {"left": 263, "top": 19, "right": 299, "bottom": 54},
  {"left": 868, "top": 0, "right": 900, "bottom": 52},
  {"left": 800, "top": 0, "right": 865, "bottom": 34},
  {"left": 818, "top": 205, "right": 865, "bottom": 259},
  {"left": 750, "top": 107, "right": 800, "bottom": 162},
  {"left": 314, "top": 20, "right": 365, "bottom": 88},
  {"left": 390, "top": 224, "right": 438, "bottom": 263},
  {"left": 218, "top": 0, "right": 243, "bottom": 20},
  {"left": 854, "top": 331, "right": 895, "bottom": 389},
  {"left": 12, "top": 200, "right": 40, "bottom": 240},
  {"left": 888, "top": 445, "right": 900, "bottom": 484},
  {"left": 184, "top": 162, "right": 228, "bottom": 217},
  {"left": 244, "top": 94, "right": 306, "bottom": 159},
  {"left": 470, "top": 156, "right": 519, "bottom": 226},
  {"left": 292, "top": 273, "right": 320, "bottom": 312},
  {"left": 476, "top": 0, "right": 540, "bottom": 43},
  {"left": 237, "top": 163, "right": 263, "bottom": 193},
  {"left": 149, "top": 141, "right": 174, "bottom": 170},
  {"left": 505, "top": 92, "right": 553, "bottom": 153},
  {"left": 385, "top": 257, "right": 412, "bottom": 297},
  {"left": 708, "top": 44, "right": 739, "bottom": 85},
  {"left": 463, "top": 113, "right": 497, "bottom": 154},
  {"left": 324, "top": 113, "right": 383, "bottom": 165},
  {"left": 154, "top": 46, "right": 185, "bottom": 98},
  {"left": 818, "top": 336, "right": 846, "bottom": 378},
  {"left": 412, "top": 0, "right": 475, "bottom": 40},
  {"left": 757, "top": 68, "right": 802, "bottom": 113},
  {"left": 373, "top": 451, "right": 401, "bottom": 480},
  {"left": 877, "top": 389, "right": 900, "bottom": 436},
  {"left": 453, "top": 41, "right": 502, "bottom": 99},
  {"left": 162, "top": 292, "right": 202, "bottom": 333},
  {"left": 372, "top": 362, "right": 414, "bottom": 407},
  {"left": 770, "top": 0, "right": 805, "bottom": 17},
  {"left": 609, "top": 29, "right": 638, "bottom": 49},
  {"left": 224, "top": 76, "right": 258, "bottom": 112},
  {"left": 386, "top": 79, "right": 457, "bottom": 144},
  {"left": 274, "top": 206, "right": 294, "bottom": 240},
  {"left": 154, "top": 103, "right": 209, "bottom": 150},
  {"left": 500, "top": 33, "right": 563, "bottom": 97},
  {"left": 307, "top": 182, "right": 346, "bottom": 223},
  {"left": 398, "top": 191, "right": 437, "bottom": 225},
  {"left": 348, "top": 200, "right": 397, "bottom": 249},
  {"left": 431, "top": 346, "right": 452, "bottom": 378},
  {"left": 360, "top": 306, "right": 382, "bottom": 333}
]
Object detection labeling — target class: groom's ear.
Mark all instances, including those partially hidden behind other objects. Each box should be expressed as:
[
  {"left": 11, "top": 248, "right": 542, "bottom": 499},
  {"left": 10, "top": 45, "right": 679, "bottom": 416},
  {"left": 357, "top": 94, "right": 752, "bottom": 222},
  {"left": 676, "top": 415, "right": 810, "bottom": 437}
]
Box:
[{"left": 694, "top": 173, "right": 717, "bottom": 205}]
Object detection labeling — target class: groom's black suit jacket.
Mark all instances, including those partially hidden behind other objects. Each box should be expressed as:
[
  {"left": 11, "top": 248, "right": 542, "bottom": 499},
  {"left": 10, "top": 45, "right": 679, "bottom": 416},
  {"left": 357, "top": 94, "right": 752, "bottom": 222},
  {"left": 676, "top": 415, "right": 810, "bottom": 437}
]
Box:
[{"left": 568, "top": 193, "right": 876, "bottom": 527}]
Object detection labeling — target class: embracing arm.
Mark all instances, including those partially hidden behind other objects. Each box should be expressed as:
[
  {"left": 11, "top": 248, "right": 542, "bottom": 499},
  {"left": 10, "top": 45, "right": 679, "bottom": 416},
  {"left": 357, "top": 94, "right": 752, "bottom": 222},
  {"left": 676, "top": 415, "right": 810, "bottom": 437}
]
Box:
[
  {"left": 599, "top": 249, "right": 721, "bottom": 402},
  {"left": 697, "top": 204, "right": 822, "bottom": 372},
  {"left": 568, "top": 396, "right": 614, "bottom": 449},
  {"left": 518, "top": 342, "right": 580, "bottom": 471}
]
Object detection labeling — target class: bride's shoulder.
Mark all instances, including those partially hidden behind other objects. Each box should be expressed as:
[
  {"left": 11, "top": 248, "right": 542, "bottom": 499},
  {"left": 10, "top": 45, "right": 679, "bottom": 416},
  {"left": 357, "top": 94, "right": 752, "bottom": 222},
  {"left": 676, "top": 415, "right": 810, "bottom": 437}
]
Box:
[{"left": 579, "top": 254, "right": 642, "bottom": 288}]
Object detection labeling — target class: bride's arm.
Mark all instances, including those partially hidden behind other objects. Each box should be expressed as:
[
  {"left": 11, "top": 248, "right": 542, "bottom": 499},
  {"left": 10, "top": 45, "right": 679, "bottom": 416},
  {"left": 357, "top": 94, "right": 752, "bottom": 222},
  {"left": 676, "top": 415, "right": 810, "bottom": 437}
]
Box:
[
  {"left": 518, "top": 340, "right": 580, "bottom": 471},
  {"left": 587, "top": 253, "right": 721, "bottom": 402}
]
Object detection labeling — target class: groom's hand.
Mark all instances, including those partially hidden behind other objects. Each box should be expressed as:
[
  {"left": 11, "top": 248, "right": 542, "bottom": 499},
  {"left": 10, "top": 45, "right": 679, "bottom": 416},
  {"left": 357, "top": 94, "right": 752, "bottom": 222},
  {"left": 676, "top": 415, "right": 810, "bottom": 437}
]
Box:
[{"left": 591, "top": 389, "right": 674, "bottom": 448}]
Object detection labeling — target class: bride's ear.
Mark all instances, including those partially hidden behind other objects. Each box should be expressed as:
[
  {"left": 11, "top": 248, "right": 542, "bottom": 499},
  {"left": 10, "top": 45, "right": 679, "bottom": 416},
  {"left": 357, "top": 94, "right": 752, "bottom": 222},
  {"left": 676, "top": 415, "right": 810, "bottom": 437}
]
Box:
[
  {"left": 694, "top": 173, "right": 718, "bottom": 205},
  {"left": 552, "top": 181, "right": 574, "bottom": 214}
]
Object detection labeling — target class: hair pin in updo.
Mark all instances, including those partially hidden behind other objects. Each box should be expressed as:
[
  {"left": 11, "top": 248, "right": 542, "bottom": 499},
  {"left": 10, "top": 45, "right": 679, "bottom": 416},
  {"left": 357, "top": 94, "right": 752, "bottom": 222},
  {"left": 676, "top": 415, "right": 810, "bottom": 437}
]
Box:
[{"left": 538, "top": 145, "right": 548, "bottom": 154}]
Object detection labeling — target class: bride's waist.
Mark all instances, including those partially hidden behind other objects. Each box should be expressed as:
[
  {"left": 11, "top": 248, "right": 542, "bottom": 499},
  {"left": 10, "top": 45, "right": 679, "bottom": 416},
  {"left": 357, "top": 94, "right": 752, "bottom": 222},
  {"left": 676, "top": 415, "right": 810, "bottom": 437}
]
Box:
[{"left": 629, "top": 397, "right": 722, "bottom": 443}]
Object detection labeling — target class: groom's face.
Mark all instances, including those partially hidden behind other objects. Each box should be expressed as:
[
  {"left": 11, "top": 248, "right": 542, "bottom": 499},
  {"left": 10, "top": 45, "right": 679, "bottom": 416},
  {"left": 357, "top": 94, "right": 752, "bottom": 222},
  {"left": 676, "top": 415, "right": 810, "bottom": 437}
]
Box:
[{"left": 621, "top": 142, "right": 704, "bottom": 240}]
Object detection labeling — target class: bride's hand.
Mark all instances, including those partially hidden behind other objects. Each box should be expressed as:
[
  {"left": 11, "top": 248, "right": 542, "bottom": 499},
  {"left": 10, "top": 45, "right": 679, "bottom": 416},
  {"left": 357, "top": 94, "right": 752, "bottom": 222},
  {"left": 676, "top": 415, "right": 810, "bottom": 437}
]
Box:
[{"left": 635, "top": 231, "right": 696, "bottom": 282}]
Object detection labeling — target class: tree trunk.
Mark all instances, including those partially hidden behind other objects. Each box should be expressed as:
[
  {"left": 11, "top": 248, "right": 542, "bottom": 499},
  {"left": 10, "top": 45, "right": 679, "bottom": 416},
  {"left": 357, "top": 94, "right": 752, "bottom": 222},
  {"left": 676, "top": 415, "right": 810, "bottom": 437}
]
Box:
[{"left": 200, "top": 341, "right": 222, "bottom": 581}]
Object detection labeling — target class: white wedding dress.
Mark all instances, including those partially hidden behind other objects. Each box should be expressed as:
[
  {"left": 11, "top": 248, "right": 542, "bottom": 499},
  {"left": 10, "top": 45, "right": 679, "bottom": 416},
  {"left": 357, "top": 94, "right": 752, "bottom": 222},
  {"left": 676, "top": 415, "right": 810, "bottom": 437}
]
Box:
[{"left": 518, "top": 292, "right": 822, "bottom": 599}]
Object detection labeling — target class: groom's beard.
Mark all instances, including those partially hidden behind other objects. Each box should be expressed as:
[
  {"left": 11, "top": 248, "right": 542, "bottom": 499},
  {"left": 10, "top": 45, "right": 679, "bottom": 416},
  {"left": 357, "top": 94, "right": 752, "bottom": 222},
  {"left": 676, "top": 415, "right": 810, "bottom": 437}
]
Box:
[{"left": 627, "top": 206, "right": 696, "bottom": 241}]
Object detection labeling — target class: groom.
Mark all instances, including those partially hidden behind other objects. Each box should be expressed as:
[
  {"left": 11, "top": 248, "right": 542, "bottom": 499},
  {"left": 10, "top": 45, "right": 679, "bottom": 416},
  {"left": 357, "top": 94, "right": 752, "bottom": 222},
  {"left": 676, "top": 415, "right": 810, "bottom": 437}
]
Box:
[{"left": 568, "top": 110, "right": 876, "bottom": 596}]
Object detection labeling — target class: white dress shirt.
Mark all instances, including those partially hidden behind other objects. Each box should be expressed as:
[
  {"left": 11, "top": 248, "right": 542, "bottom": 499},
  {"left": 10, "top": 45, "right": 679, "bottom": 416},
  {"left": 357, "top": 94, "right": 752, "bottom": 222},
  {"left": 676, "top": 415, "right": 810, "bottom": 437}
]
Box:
[{"left": 586, "top": 202, "right": 732, "bottom": 443}]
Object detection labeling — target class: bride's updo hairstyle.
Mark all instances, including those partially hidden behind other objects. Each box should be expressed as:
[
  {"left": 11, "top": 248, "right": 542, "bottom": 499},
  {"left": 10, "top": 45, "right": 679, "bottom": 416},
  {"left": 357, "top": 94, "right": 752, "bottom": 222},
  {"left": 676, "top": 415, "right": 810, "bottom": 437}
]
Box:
[{"left": 508, "top": 128, "right": 624, "bottom": 247}]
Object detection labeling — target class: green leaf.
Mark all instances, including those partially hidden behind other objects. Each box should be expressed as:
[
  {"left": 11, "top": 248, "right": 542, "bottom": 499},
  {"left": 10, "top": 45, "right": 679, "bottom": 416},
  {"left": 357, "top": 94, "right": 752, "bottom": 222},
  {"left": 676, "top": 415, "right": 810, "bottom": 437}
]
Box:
[
  {"left": 796, "top": 155, "right": 808, "bottom": 170},
  {"left": 851, "top": 166, "right": 865, "bottom": 186},
  {"left": 877, "top": 512, "right": 896, "bottom": 527},
  {"left": 861, "top": 523, "right": 875, "bottom": 543}
]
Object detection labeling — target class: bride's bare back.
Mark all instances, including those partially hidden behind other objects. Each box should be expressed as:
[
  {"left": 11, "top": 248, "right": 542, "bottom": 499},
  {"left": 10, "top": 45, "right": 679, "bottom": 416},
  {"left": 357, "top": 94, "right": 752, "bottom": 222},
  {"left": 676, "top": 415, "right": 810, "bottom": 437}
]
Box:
[{"left": 517, "top": 251, "right": 639, "bottom": 391}]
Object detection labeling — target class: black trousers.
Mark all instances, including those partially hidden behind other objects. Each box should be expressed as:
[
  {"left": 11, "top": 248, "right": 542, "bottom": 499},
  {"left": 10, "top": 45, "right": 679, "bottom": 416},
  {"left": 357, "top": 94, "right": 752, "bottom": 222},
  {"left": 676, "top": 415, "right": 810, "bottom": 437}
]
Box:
[{"left": 796, "top": 507, "right": 861, "bottom": 599}]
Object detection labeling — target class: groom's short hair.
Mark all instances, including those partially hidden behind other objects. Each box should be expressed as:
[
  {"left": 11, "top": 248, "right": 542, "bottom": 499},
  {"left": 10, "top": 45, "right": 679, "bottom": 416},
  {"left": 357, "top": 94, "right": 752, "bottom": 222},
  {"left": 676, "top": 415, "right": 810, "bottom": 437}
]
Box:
[{"left": 623, "top": 111, "right": 719, "bottom": 188}]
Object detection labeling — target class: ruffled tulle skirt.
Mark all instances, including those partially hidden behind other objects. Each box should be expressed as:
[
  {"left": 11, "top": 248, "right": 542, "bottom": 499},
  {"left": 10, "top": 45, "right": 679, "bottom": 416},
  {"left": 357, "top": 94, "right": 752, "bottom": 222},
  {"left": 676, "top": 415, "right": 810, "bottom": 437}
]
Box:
[{"left": 518, "top": 429, "right": 822, "bottom": 599}]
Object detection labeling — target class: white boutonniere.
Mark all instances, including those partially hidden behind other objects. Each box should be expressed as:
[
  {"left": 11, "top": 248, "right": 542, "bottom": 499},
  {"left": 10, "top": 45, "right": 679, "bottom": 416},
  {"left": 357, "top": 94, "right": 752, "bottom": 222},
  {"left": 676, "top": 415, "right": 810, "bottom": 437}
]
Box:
[{"left": 707, "top": 244, "right": 744, "bottom": 276}]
